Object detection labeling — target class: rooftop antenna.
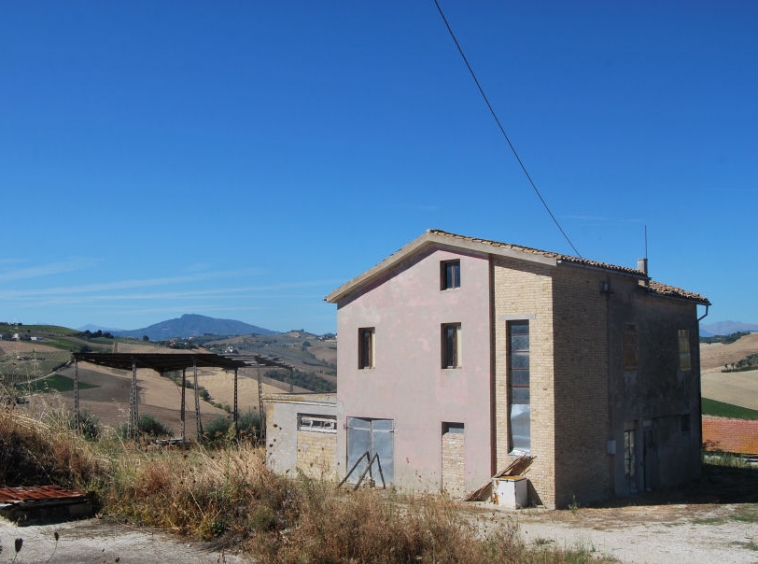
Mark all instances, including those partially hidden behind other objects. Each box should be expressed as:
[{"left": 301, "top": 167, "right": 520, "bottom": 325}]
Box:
[
  {"left": 637, "top": 225, "right": 649, "bottom": 281},
  {"left": 644, "top": 225, "right": 648, "bottom": 261}
]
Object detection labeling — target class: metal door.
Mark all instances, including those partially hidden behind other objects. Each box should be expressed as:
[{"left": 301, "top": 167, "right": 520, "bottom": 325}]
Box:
[{"left": 347, "top": 417, "right": 394, "bottom": 485}]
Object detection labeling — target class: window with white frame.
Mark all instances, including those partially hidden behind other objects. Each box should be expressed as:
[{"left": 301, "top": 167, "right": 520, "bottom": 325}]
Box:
[{"left": 442, "top": 323, "right": 462, "bottom": 368}]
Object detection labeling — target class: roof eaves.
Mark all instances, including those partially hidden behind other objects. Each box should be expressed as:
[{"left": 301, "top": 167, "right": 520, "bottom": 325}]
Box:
[
  {"left": 325, "top": 229, "right": 561, "bottom": 304},
  {"left": 325, "top": 232, "right": 437, "bottom": 303},
  {"left": 646, "top": 281, "right": 711, "bottom": 305}
]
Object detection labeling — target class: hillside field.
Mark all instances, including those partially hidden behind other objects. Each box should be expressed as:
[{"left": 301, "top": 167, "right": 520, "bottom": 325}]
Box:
[
  {"left": 700, "top": 332, "right": 758, "bottom": 411},
  {"left": 1, "top": 338, "right": 303, "bottom": 436}
]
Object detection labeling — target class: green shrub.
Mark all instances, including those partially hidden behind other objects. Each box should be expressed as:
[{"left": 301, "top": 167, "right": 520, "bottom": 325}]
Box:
[
  {"left": 118, "top": 413, "right": 173, "bottom": 439},
  {"left": 71, "top": 409, "right": 102, "bottom": 441},
  {"left": 203, "top": 409, "right": 262, "bottom": 444}
]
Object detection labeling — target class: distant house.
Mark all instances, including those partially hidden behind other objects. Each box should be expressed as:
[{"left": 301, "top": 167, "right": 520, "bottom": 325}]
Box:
[{"left": 268, "top": 229, "right": 710, "bottom": 508}]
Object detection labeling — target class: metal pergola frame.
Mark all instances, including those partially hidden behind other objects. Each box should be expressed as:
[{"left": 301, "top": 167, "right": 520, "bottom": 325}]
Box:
[{"left": 71, "top": 352, "right": 295, "bottom": 442}]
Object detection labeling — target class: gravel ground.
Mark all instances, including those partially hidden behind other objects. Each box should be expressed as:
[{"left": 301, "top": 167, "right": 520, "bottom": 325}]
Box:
[
  {"left": 511, "top": 503, "right": 758, "bottom": 563},
  {"left": 0, "top": 517, "right": 252, "bottom": 564}
]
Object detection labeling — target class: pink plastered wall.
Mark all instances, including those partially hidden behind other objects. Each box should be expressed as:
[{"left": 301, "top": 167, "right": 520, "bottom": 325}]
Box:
[{"left": 335, "top": 246, "right": 493, "bottom": 493}]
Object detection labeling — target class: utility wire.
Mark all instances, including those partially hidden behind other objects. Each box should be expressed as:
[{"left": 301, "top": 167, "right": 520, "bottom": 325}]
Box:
[{"left": 432, "top": 0, "right": 582, "bottom": 257}]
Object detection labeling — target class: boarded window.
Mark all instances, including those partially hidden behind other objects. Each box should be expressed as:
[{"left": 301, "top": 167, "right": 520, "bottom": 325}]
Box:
[
  {"left": 678, "top": 329, "right": 691, "bottom": 372},
  {"left": 298, "top": 414, "right": 337, "bottom": 433},
  {"left": 509, "top": 321, "right": 530, "bottom": 452},
  {"left": 358, "top": 327, "right": 375, "bottom": 369},
  {"left": 442, "top": 323, "right": 462, "bottom": 368},
  {"left": 623, "top": 324, "right": 638, "bottom": 370},
  {"left": 441, "top": 422, "right": 465, "bottom": 498}
]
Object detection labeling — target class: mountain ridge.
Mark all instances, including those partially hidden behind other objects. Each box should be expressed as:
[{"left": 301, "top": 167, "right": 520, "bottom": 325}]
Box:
[
  {"left": 113, "top": 314, "right": 278, "bottom": 340},
  {"left": 701, "top": 320, "right": 758, "bottom": 337}
]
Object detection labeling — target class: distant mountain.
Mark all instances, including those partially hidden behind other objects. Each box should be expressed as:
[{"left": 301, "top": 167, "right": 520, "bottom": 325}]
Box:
[
  {"left": 701, "top": 320, "right": 758, "bottom": 337},
  {"left": 114, "top": 314, "right": 278, "bottom": 341}
]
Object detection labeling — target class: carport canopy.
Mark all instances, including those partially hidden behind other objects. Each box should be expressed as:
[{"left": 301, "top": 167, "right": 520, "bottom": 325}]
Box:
[{"left": 70, "top": 352, "right": 295, "bottom": 441}]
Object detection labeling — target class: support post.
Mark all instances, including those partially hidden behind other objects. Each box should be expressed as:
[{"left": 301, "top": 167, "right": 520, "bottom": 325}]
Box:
[
  {"left": 180, "top": 368, "right": 186, "bottom": 442},
  {"left": 233, "top": 367, "right": 239, "bottom": 439},
  {"left": 193, "top": 358, "right": 203, "bottom": 439},
  {"left": 257, "top": 367, "right": 264, "bottom": 441},
  {"left": 289, "top": 367, "right": 294, "bottom": 393},
  {"left": 74, "top": 358, "right": 80, "bottom": 433},
  {"left": 129, "top": 357, "right": 139, "bottom": 440}
]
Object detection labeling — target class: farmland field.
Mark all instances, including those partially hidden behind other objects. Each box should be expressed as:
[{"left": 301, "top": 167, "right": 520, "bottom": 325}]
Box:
[{"left": 700, "top": 334, "right": 758, "bottom": 411}]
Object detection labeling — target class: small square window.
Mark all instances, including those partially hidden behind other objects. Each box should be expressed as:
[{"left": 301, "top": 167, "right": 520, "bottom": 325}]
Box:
[
  {"left": 358, "top": 327, "right": 375, "bottom": 369},
  {"left": 442, "top": 323, "right": 462, "bottom": 368},
  {"left": 441, "top": 260, "right": 460, "bottom": 290}
]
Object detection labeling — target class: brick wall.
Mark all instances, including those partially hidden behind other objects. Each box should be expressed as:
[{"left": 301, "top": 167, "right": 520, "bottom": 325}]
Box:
[
  {"left": 441, "top": 431, "right": 465, "bottom": 498},
  {"left": 492, "top": 256, "right": 556, "bottom": 507},
  {"left": 551, "top": 267, "right": 612, "bottom": 507},
  {"left": 297, "top": 430, "right": 338, "bottom": 479}
]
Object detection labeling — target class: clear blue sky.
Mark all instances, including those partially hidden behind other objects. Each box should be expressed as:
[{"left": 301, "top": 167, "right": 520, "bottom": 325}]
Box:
[{"left": 1, "top": 1, "right": 756, "bottom": 335}]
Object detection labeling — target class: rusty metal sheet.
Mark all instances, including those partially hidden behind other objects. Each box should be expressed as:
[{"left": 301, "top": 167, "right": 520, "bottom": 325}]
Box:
[{"left": 0, "top": 485, "right": 87, "bottom": 504}]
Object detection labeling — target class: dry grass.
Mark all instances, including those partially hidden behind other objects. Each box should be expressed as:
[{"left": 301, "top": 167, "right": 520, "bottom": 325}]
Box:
[
  {"left": 0, "top": 403, "right": 107, "bottom": 487},
  {"left": 0, "top": 404, "right": 611, "bottom": 563}
]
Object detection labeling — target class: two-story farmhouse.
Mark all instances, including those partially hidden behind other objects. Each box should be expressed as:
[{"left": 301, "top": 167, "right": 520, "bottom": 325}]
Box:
[{"left": 320, "top": 229, "right": 709, "bottom": 508}]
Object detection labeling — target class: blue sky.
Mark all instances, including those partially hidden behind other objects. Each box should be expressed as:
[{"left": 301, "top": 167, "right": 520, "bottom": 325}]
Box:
[{"left": 1, "top": 1, "right": 756, "bottom": 335}]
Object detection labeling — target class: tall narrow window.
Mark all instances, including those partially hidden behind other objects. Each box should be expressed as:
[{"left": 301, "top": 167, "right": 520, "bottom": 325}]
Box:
[
  {"left": 441, "top": 260, "right": 461, "bottom": 290},
  {"left": 678, "top": 329, "right": 691, "bottom": 372},
  {"left": 358, "top": 328, "right": 375, "bottom": 369},
  {"left": 623, "top": 324, "right": 638, "bottom": 370},
  {"left": 509, "top": 321, "right": 530, "bottom": 452},
  {"left": 442, "top": 323, "right": 462, "bottom": 368}
]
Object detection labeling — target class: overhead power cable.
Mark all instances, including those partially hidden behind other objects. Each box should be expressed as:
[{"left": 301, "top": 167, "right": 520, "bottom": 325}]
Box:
[{"left": 432, "top": 0, "right": 582, "bottom": 258}]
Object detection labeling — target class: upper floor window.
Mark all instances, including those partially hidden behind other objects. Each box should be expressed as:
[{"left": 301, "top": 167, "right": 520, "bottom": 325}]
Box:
[
  {"left": 442, "top": 323, "right": 462, "bottom": 368},
  {"left": 441, "top": 260, "right": 461, "bottom": 290},
  {"left": 678, "top": 329, "right": 691, "bottom": 372},
  {"left": 358, "top": 327, "right": 375, "bottom": 369},
  {"left": 623, "top": 324, "right": 638, "bottom": 370}
]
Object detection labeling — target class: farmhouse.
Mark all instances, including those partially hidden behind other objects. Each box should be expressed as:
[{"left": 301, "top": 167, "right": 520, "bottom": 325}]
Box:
[{"left": 267, "top": 229, "right": 710, "bottom": 508}]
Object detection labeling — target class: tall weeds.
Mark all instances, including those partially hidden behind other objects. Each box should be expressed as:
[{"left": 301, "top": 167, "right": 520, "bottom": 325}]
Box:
[{"left": 0, "top": 405, "right": 609, "bottom": 563}]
